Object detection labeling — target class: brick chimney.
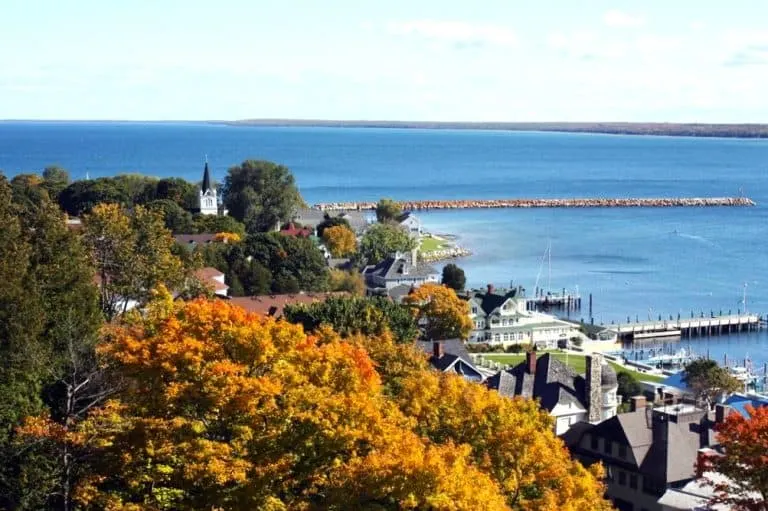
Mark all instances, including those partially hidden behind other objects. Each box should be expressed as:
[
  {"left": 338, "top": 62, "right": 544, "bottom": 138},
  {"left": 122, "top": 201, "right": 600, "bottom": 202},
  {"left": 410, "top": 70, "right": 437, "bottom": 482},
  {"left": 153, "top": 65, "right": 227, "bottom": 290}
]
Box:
[
  {"left": 630, "top": 395, "right": 646, "bottom": 412},
  {"left": 715, "top": 404, "right": 731, "bottom": 423},
  {"left": 585, "top": 354, "right": 603, "bottom": 423},
  {"left": 526, "top": 350, "right": 536, "bottom": 374},
  {"left": 433, "top": 341, "right": 443, "bottom": 359},
  {"left": 487, "top": 283, "right": 495, "bottom": 295}
]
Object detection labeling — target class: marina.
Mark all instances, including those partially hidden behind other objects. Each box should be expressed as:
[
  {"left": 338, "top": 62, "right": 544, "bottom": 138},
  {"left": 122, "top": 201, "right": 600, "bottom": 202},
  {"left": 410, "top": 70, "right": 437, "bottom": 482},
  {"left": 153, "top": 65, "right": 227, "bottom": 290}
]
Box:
[{"left": 606, "top": 313, "right": 762, "bottom": 340}]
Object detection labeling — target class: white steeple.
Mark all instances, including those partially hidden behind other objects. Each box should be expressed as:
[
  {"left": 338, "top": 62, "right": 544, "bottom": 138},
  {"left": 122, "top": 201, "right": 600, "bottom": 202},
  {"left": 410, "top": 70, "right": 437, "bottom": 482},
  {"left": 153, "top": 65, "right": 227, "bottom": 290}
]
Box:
[{"left": 199, "top": 157, "right": 218, "bottom": 216}]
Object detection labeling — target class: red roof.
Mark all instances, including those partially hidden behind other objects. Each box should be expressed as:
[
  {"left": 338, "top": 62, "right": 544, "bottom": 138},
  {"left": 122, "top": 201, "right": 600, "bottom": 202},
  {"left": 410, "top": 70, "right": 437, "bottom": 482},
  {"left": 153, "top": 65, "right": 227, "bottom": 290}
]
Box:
[
  {"left": 228, "top": 292, "right": 345, "bottom": 318},
  {"left": 279, "top": 223, "right": 313, "bottom": 237},
  {"left": 194, "top": 267, "right": 228, "bottom": 293}
]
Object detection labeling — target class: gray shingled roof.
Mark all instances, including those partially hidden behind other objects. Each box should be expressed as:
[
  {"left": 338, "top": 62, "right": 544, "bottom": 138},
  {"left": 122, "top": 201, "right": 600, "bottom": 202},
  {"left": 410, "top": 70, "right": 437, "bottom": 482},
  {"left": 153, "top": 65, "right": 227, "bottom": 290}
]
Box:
[
  {"left": 364, "top": 256, "right": 438, "bottom": 281},
  {"left": 416, "top": 340, "right": 483, "bottom": 381},
  {"left": 471, "top": 289, "right": 521, "bottom": 315},
  {"left": 485, "top": 353, "right": 587, "bottom": 412}
]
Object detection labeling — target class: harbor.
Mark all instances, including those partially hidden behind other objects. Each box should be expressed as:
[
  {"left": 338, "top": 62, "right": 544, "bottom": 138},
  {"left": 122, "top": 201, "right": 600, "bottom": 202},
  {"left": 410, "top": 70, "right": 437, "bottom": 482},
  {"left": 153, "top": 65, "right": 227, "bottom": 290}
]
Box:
[{"left": 315, "top": 196, "right": 756, "bottom": 211}]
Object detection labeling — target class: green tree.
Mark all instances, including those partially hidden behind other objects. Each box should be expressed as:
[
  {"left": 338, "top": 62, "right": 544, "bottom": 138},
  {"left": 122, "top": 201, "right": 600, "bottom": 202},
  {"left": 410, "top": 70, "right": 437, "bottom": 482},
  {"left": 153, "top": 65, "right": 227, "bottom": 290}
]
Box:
[
  {"left": 10, "top": 174, "right": 49, "bottom": 215},
  {"left": 376, "top": 198, "right": 403, "bottom": 223},
  {"left": 83, "top": 203, "right": 186, "bottom": 319},
  {"left": 359, "top": 223, "right": 416, "bottom": 265},
  {"left": 111, "top": 174, "right": 159, "bottom": 204},
  {"left": 441, "top": 263, "right": 466, "bottom": 292},
  {"left": 316, "top": 214, "right": 351, "bottom": 238},
  {"left": 616, "top": 371, "right": 642, "bottom": 403},
  {"left": 155, "top": 177, "right": 198, "bottom": 209},
  {"left": 683, "top": 359, "right": 743, "bottom": 406},
  {"left": 41, "top": 165, "right": 70, "bottom": 201},
  {"left": 246, "top": 233, "right": 328, "bottom": 293},
  {"left": 222, "top": 160, "right": 304, "bottom": 233},
  {"left": 285, "top": 295, "right": 419, "bottom": 344},
  {"left": 58, "top": 179, "right": 128, "bottom": 216},
  {"left": 193, "top": 213, "right": 246, "bottom": 237},
  {"left": 147, "top": 199, "right": 195, "bottom": 233}
]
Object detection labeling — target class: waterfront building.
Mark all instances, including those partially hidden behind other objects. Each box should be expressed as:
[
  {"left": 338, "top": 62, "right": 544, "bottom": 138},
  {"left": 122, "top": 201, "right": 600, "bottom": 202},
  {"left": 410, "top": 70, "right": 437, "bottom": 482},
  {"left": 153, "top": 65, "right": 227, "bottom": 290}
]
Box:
[
  {"left": 362, "top": 250, "right": 439, "bottom": 295},
  {"left": 199, "top": 161, "right": 218, "bottom": 216},
  {"left": 487, "top": 351, "right": 618, "bottom": 434},
  {"left": 293, "top": 208, "right": 371, "bottom": 234},
  {"left": 564, "top": 397, "right": 727, "bottom": 511},
  {"left": 467, "top": 285, "right": 578, "bottom": 349},
  {"left": 417, "top": 340, "right": 485, "bottom": 382},
  {"left": 396, "top": 211, "right": 422, "bottom": 237}
]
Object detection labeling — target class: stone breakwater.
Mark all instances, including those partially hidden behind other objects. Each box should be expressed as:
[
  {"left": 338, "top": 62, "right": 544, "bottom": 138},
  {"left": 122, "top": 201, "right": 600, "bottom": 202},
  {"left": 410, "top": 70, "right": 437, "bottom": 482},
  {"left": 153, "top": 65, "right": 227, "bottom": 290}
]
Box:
[
  {"left": 314, "top": 197, "right": 755, "bottom": 211},
  {"left": 420, "top": 246, "right": 472, "bottom": 263}
]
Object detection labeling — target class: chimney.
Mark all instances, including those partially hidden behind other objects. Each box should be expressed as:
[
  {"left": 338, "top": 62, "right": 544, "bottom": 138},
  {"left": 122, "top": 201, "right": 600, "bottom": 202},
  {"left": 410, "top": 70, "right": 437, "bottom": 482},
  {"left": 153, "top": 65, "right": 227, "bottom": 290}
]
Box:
[
  {"left": 433, "top": 341, "right": 443, "bottom": 359},
  {"left": 585, "top": 354, "right": 603, "bottom": 423},
  {"left": 630, "top": 395, "right": 646, "bottom": 412},
  {"left": 526, "top": 350, "right": 536, "bottom": 374},
  {"left": 487, "top": 283, "right": 495, "bottom": 295},
  {"left": 411, "top": 247, "right": 418, "bottom": 266},
  {"left": 715, "top": 404, "right": 730, "bottom": 424}
]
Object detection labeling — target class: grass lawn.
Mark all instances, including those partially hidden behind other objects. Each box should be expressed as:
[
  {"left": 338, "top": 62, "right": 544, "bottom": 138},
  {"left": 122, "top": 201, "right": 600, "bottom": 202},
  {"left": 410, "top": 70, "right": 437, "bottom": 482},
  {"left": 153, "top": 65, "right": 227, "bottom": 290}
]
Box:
[
  {"left": 481, "top": 352, "right": 665, "bottom": 383},
  {"left": 420, "top": 236, "right": 448, "bottom": 252}
]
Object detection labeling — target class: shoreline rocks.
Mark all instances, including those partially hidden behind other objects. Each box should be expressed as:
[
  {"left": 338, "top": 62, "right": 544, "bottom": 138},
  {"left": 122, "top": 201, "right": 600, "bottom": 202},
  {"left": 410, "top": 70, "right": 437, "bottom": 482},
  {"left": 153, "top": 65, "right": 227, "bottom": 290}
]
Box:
[
  {"left": 420, "top": 246, "right": 472, "bottom": 263},
  {"left": 315, "top": 197, "right": 756, "bottom": 211}
]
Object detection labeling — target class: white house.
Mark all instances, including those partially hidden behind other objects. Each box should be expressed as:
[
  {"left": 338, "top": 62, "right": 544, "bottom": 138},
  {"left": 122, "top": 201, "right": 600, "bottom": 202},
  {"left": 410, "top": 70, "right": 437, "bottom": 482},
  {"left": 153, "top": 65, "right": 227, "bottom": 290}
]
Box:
[
  {"left": 467, "top": 285, "right": 578, "bottom": 349},
  {"left": 396, "top": 211, "right": 422, "bottom": 237},
  {"left": 194, "top": 267, "right": 229, "bottom": 297},
  {"left": 362, "top": 249, "right": 439, "bottom": 294}
]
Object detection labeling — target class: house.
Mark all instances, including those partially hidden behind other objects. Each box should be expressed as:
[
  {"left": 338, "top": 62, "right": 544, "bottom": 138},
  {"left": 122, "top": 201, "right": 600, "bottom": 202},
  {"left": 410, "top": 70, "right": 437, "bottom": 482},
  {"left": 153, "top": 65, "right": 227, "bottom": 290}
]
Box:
[
  {"left": 657, "top": 470, "right": 740, "bottom": 511},
  {"left": 396, "top": 211, "right": 422, "bottom": 237},
  {"left": 198, "top": 160, "right": 218, "bottom": 216},
  {"left": 194, "top": 267, "right": 229, "bottom": 297},
  {"left": 228, "top": 292, "right": 344, "bottom": 319},
  {"left": 362, "top": 250, "right": 439, "bottom": 295},
  {"left": 293, "top": 208, "right": 371, "bottom": 235},
  {"left": 564, "top": 397, "right": 725, "bottom": 511},
  {"left": 416, "top": 340, "right": 485, "bottom": 382},
  {"left": 486, "top": 351, "right": 618, "bottom": 434},
  {"left": 467, "top": 285, "right": 578, "bottom": 349}
]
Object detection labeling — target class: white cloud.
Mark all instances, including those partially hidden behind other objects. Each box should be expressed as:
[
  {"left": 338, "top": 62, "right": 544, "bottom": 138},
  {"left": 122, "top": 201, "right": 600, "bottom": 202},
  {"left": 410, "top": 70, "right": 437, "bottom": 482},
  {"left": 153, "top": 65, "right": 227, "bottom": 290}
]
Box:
[
  {"left": 603, "top": 10, "right": 645, "bottom": 28},
  {"left": 547, "top": 31, "right": 625, "bottom": 60},
  {"left": 721, "top": 30, "right": 768, "bottom": 67},
  {"left": 387, "top": 20, "right": 518, "bottom": 48}
]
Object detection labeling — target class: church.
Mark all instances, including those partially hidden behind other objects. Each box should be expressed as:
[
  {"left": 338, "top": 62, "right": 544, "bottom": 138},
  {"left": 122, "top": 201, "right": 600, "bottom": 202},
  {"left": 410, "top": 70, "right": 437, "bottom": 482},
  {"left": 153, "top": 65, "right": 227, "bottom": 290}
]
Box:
[{"left": 199, "top": 160, "right": 218, "bottom": 216}]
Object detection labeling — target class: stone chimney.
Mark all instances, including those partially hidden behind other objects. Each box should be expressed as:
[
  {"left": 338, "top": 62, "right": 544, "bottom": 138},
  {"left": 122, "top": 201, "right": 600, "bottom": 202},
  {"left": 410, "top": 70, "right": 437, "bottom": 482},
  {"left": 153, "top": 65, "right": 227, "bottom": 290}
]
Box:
[
  {"left": 585, "top": 354, "right": 603, "bottom": 423},
  {"left": 487, "top": 283, "right": 495, "bottom": 295},
  {"left": 630, "top": 395, "right": 646, "bottom": 412},
  {"left": 411, "top": 247, "right": 419, "bottom": 266},
  {"left": 433, "top": 341, "right": 443, "bottom": 359},
  {"left": 526, "top": 350, "right": 536, "bottom": 374},
  {"left": 715, "top": 404, "right": 731, "bottom": 423}
]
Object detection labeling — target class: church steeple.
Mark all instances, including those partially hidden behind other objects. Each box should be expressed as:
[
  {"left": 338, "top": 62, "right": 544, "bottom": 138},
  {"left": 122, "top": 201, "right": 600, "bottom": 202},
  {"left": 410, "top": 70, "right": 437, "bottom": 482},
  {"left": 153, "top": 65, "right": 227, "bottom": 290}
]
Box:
[
  {"left": 202, "top": 159, "right": 212, "bottom": 194},
  {"left": 199, "top": 158, "right": 218, "bottom": 216}
]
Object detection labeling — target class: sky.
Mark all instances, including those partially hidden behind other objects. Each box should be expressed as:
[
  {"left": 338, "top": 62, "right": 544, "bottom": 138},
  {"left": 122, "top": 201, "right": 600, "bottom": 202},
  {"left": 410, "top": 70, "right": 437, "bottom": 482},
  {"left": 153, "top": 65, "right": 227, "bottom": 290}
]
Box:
[{"left": 2, "top": 1, "right": 768, "bottom": 122}]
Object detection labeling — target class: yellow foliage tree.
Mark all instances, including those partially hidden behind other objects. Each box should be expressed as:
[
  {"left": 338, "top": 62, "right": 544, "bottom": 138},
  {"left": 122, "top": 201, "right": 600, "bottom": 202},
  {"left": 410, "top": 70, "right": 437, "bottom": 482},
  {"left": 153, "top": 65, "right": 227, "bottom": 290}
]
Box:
[
  {"left": 396, "top": 371, "right": 613, "bottom": 511},
  {"left": 213, "top": 231, "right": 242, "bottom": 243},
  {"left": 403, "top": 283, "right": 473, "bottom": 340},
  {"left": 21, "top": 292, "right": 510, "bottom": 510},
  {"left": 322, "top": 224, "right": 357, "bottom": 257}
]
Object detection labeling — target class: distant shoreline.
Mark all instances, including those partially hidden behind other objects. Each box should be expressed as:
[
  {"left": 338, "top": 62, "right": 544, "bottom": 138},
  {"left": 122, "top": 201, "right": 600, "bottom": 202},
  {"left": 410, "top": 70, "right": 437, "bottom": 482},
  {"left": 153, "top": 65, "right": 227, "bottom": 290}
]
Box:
[{"left": 228, "top": 119, "right": 768, "bottom": 139}]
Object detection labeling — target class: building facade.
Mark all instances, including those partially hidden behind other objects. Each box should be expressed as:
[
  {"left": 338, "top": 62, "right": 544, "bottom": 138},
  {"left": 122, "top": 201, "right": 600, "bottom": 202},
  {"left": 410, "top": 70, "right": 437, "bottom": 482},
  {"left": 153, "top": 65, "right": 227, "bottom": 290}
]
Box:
[
  {"left": 362, "top": 250, "right": 439, "bottom": 294},
  {"left": 467, "top": 286, "right": 578, "bottom": 349}
]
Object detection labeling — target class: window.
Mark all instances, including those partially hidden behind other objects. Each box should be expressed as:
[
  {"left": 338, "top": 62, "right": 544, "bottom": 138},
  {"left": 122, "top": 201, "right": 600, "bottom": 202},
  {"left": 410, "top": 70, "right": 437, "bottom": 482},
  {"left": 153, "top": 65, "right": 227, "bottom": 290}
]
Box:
[
  {"left": 618, "top": 444, "right": 627, "bottom": 459},
  {"left": 518, "top": 332, "right": 524, "bottom": 340},
  {"left": 590, "top": 434, "right": 599, "bottom": 450},
  {"left": 471, "top": 307, "right": 477, "bottom": 314},
  {"left": 603, "top": 440, "right": 612, "bottom": 455},
  {"left": 618, "top": 471, "right": 627, "bottom": 486},
  {"left": 494, "top": 334, "right": 500, "bottom": 342},
  {"left": 629, "top": 474, "right": 638, "bottom": 490}
]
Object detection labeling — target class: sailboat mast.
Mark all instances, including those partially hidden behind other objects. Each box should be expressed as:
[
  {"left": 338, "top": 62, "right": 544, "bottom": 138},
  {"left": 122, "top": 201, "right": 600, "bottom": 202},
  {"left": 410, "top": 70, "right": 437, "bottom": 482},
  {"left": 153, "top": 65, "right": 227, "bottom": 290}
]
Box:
[{"left": 547, "top": 240, "right": 552, "bottom": 293}]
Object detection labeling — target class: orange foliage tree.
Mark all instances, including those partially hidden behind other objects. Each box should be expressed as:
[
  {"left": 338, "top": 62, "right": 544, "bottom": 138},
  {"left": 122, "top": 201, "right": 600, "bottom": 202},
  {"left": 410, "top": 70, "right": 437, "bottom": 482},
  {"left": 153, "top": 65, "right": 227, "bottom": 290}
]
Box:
[
  {"left": 404, "top": 283, "right": 473, "bottom": 340},
  {"left": 322, "top": 224, "right": 357, "bottom": 257},
  {"left": 396, "top": 371, "right": 613, "bottom": 511},
  {"left": 696, "top": 404, "right": 768, "bottom": 509},
  {"left": 20, "top": 291, "right": 509, "bottom": 510}
]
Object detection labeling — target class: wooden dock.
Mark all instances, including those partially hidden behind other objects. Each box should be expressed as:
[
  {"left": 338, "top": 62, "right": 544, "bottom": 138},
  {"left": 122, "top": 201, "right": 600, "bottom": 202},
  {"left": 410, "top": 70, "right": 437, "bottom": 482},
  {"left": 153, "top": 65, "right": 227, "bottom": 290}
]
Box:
[
  {"left": 606, "top": 313, "right": 762, "bottom": 341},
  {"left": 314, "top": 197, "right": 755, "bottom": 212}
]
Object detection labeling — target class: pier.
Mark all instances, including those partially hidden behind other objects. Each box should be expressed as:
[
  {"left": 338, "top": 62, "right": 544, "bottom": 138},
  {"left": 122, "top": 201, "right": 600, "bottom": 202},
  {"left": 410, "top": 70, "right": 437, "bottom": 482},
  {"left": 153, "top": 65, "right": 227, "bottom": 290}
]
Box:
[
  {"left": 314, "top": 197, "right": 755, "bottom": 212},
  {"left": 606, "top": 313, "right": 762, "bottom": 341},
  {"left": 526, "top": 289, "right": 581, "bottom": 311}
]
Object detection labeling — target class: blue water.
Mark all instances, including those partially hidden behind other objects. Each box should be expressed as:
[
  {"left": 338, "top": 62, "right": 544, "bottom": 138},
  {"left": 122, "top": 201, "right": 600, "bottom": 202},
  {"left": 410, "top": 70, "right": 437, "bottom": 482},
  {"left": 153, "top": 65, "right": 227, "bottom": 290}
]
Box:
[{"left": 2, "top": 121, "right": 768, "bottom": 368}]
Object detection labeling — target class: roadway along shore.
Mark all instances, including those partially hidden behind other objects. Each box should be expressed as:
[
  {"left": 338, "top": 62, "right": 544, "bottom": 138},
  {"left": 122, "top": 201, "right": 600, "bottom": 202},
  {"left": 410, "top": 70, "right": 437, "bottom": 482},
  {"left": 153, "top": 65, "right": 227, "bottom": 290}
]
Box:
[{"left": 315, "top": 197, "right": 755, "bottom": 211}]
